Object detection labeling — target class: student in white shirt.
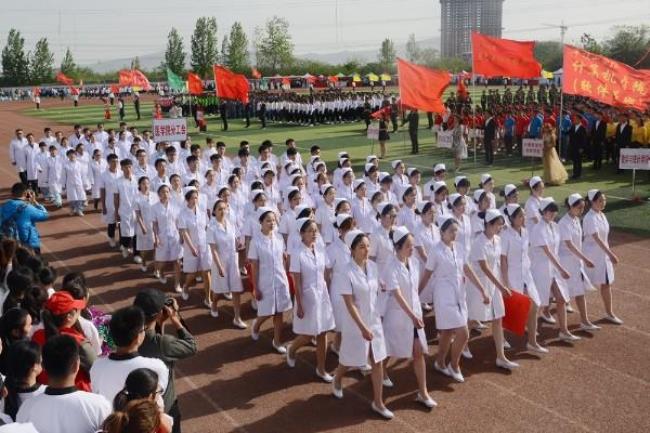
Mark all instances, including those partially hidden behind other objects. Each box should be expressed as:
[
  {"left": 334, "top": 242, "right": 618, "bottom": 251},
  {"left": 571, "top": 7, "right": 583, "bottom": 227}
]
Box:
[
  {"left": 9, "top": 129, "right": 28, "bottom": 184},
  {"left": 115, "top": 159, "right": 143, "bottom": 264},
  {"left": 61, "top": 149, "right": 86, "bottom": 216},
  {"left": 17, "top": 335, "right": 112, "bottom": 433},
  {"left": 3, "top": 341, "right": 46, "bottom": 421}
]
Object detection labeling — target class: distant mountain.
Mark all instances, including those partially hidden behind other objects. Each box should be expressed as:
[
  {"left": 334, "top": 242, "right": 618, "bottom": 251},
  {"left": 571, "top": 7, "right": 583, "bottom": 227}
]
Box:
[{"left": 81, "top": 51, "right": 165, "bottom": 73}]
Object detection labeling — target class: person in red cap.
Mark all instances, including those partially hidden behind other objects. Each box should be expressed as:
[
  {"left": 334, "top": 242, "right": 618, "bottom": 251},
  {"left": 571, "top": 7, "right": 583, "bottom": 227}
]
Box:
[{"left": 31, "top": 291, "right": 96, "bottom": 391}]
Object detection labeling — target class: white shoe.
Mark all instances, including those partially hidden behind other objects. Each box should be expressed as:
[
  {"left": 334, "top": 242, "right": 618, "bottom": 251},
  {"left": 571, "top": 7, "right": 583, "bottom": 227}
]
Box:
[
  {"left": 223, "top": 292, "right": 232, "bottom": 300},
  {"left": 203, "top": 299, "right": 212, "bottom": 309},
  {"left": 140, "top": 265, "right": 147, "bottom": 273},
  {"left": 447, "top": 364, "right": 465, "bottom": 382},
  {"left": 196, "top": 275, "right": 203, "bottom": 283},
  {"left": 310, "top": 338, "right": 317, "bottom": 347},
  {"left": 474, "top": 321, "right": 488, "bottom": 330},
  {"left": 251, "top": 298, "right": 258, "bottom": 310},
  {"left": 273, "top": 340, "right": 287, "bottom": 354},
  {"left": 286, "top": 346, "right": 296, "bottom": 367},
  {"left": 329, "top": 344, "right": 340, "bottom": 356},
  {"left": 232, "top": 318, "right": 248, "bottom": 329},
  {"left": 332, "top": 382, "right": 343, "bottom": 399},
  {"left": 496, "top": 358, "right": 520, "bottom": 370},
  {"left": 416, "top": 392, "right": 437, "bottom": 408},
  {"left": 210, "top": 308, "right": 219, "bottom": 318},
  {"left": 108, "top": 239, "right": 116, "bottom": 248},
  {"left": 251, "top": 319, "right": 259, "bottom": 341},
  {"left": 121, "top": 247, "right": 129, "bottom": 258},
  {"left": 566, "top": 304, "right": 575, "bottom": 313},
  {"left": 559, "top": 331, "right": 581, "bottom": 342},
  {"left": 433, "top": 361, "right": 451, "bottom": 377},
  {"left": 153, "top": 269, "right": 161, "bottom": 279},
  {"left": 180, "top": 289, "right": 189, "bottom": 301},
  {"left": 174, "top": 284, "right": 182, "bottom": 293},
  {"left": 422, "top": 303, "right": 433, "bottom": 311},
  {"left": 526, "top": 343, "right": 549, "bottom": 354},
  {"left": 371, "top": 402, "right": 394, "bottom": 420},
  {"left": 316, "top": 369, "right": 334, "bottom": 383},
  {"left": 540, "top": 314, "right": 556, "bottom": 325},
  {"left": 133, "top": 255, "right": 143, "bottom": 265},
  {"left": 359, "top": 364, "right": 372, "bottom": 376},
  {"left": 503, "top": 340, "right": 512, "bottom": 350},
  {"left": 157, "top": 274, "right": 167, "bottom": 284},
  {"left": 603, "top": 314, "right": 623, "bottom": 325},
  {"left": 577, "top": 322, "right": 601, "bottom": 332},
  {"left": 461, "top": 347, "right": 473, "bottom": 359},
  {"left": 382, "top": 377, "right": 394, "bottom": 388}
]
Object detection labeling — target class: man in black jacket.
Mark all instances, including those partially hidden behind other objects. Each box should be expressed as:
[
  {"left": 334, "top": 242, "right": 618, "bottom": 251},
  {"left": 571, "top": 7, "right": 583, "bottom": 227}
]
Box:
[
  {"left": 219, "top": 101, "right": 228, "bottom": 131},
  {"left": 591, "top": 111, "right": 607, "bottom": 170},
  {"left": 615, "top": 112, "right": 633, "bottom": 173},
  {"left": 483, "top": 111, "right": 497, "bottom": 165},
  {"left": 402, "top": 110, "right": 420, "bottom": 154},
  {"left": 569, "top": 114, "right": 587, "bottom": 179}
]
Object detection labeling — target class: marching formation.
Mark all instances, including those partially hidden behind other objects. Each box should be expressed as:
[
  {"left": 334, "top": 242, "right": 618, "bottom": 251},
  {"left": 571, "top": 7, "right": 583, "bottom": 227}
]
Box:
[{"left": 7, "top": 122, "right": 624, "bottom": 420}]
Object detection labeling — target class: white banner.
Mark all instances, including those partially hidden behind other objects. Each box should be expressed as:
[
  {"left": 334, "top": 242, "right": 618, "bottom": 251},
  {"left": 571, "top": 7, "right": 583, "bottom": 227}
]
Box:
[
  {"left": 437, "top": 130, "right": 453, "bottom": 149},
  {"left": 153, "top": 118, "right": 188, "bottom": 143},
  {"left": 367, "top": 123, "right": 379, "bottom": 140},
  {"left": 619, "top": 148, "right": 650, "bottom": 170},
  {"left": 522, "top": 138, "right": 544, "bottom": 158}
]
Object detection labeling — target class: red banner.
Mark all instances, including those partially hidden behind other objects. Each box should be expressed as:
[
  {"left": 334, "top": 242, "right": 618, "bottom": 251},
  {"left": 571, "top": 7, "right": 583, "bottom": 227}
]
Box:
[
  {"left": 55, "top": 72, "right": 74, "bottom": 86},
  {"left": 563, "top": 46, "right": 650, "bottom": 110},
  {"left": 118, "top": 69, "right": 151, "bottom": 90},
  {"left": 472, "top": 32, "right": 542, "bottom": 79},
  {"left": 118, "top": 70, "right": 134, "bottom": 86},
  {"left": 213, "top": 65, "right": 249, "bottom": 103},
  {"left": 187, "top": 72, "right": 204, "bottom": 95},
  {"left": 397, "top": 58, "right": 450, "bottom": 114}
]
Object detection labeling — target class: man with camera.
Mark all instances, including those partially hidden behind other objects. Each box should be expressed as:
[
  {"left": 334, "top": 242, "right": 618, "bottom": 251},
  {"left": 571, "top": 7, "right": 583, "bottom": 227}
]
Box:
[
  {"left": 133, "top": 288, "right": 198, "bottom": 433},
  {"left": 0, "top": 183, "right": 49, "bottom": 254}
]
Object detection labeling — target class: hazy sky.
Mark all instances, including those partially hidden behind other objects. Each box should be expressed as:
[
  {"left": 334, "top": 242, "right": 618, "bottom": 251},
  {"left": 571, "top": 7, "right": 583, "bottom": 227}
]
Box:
[{"left": 1, "top": 0, "right": 649, "bottom": 64}]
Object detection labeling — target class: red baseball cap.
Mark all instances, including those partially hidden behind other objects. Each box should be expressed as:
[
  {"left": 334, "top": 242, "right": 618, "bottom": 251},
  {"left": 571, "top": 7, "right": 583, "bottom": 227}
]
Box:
[{"left": 45, "top": 291, "right": 87, "bottom": 315}]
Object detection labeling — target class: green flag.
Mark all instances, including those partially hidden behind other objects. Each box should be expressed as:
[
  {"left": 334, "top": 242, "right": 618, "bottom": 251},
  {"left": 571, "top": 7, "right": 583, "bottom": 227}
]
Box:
[{"left": 166, "top": 68, "right": 185, "bottom": 92}]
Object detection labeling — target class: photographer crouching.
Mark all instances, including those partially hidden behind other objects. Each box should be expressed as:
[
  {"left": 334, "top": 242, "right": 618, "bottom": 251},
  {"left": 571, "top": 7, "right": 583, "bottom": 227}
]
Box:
[
  {"left": 133, "top": 288, "right": 198, "bottom": 433},
  {"left": 0, "top": 183, "right": 48, "bottom": 254}
]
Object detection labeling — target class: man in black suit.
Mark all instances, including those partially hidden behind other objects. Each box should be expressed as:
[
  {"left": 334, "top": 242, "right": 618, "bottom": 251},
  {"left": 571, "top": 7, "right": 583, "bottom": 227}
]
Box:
[
  {"left": 219, "top": 101, "right": 228, "bottom": 131},
  {"left": 402, "top": 110, "right": 420, "bottom": 154},
  {"left": 483, "top": 111, "right": 496, "bottom": 165},
  {"left": 615, "top": 112, "right": 632, "bottom": 173},
  {"left": 244, "top": 102, "right": 251, "bottom": 128},
  {"left": 259, "top": 101, "right": 267, "bottom": 129},
  {"left": 569, "top": 114, "right": 587, "bottom": 179},
  {"left": 390, "top": 97, "right": 399, "bottom": 133},
  {"left": 591, "top": 111, "right": 607, "bottom": 170}
]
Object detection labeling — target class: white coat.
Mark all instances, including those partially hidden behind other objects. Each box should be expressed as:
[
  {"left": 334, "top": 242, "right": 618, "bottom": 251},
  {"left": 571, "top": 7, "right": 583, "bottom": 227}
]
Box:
[
  {"left": 248, "top": 232, "right": 292, "bottom": 316},
  {"left": 90, "top": 160, "right": 107, "bottom": 199},
  {"left": 99, "top": 169, "right": 121, "bottom": 224},
  {"left": 23, "top": 143, "right": 40, "bottom": 181},
  {"left": 35, "top": 151, "right": 49, "bottom": 187},
  {"left": 325, "top": 237, "right": 350, "bottom": 332},
  {"left": 396, "top": 206, "right": 418, "bottom": 232},
  {"left": 529, "top": 219, "right": 570, "bottom": 306},
  {"left": 524, "top": 195, "right": 542, "bottom": 227},
  {"left": 413, "top": 220, "right": 440, "bottom": 303},
  {"left": 135, "top": 191, "right": 158, "bottom": 251},
  {"left": 46, "top": 156, "right": 64, "bottom": 195},
  {"left": 207, "top": 218, "right": 243, "bottom": 294},
  {"left": 558, "top": 214, "right": 594, "bottom": 297},
  {"left": 351, "top": 196, "right": 375, "bottom": 234},
  {"left": 426, "top": 241, "right": 468, "bottom": 329},
  {"left": 62, "top": 159, "right": 86, "bottom": 202},
  {"left": 500, "top": 226, "right": 541, "bottom": 306},
  {"left": 369, "top": 225, "right": 394, "bottom": 315},
  {"left": 582, "top": 209, "right": 615, "bottom": 285},
  {"left": 315, "top": 203, "right": 336, "bottom": 244},
  {"left": 467, "top": 233, "right": 506, "bottom": 321},
  {"left": 290, "top": 243, "right": 335, "bottom": 336},
  {"left": 116, "top": 176, "right": 139, "bottom": 237},
  {"left": 177, "top": 205, "right": 211, "bottom": 273},
  {"left": 151, "top": 201, "right": 182, "bottom": 262},
  {"left": 382, "top": 255, "right": 428, "bottom": 358},
  {"left": 337, "top": 260, "right": 387, "bottom": 367}
]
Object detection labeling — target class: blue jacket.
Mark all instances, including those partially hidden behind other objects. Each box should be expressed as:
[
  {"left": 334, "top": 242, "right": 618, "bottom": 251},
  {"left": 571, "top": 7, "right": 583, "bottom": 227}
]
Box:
[{"left": 0, "top": 199, "right": 48, "bottom": 249}]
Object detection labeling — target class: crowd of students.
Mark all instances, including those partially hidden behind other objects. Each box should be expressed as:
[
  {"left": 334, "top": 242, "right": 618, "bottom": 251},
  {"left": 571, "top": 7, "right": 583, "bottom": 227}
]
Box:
[{"left": 1, "top": 120, "right": 624, "bottom": 429}]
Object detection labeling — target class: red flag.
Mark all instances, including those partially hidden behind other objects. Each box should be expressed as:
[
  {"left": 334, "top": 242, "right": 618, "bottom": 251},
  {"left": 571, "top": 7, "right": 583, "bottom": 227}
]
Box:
[
  {"left": 563, "top": 46, "right": 650, "bottom": 110},
  {"left": 187, "top": 72, "right": 204, "bottom": 95},
  {"left": 327, "top": 75, "right": 338, "bottom": 83},
  {"left": 370, "top": 106, "right": 391, "bottom": 120},
  {"left": 396, "top": 58, "right": 450, "bottom": 113},
  {"left": 56, "top": 72, "right": 74, "bottom": 85},
  {"left": 131, "top": 69, "right": 151, "bottom": 90},
  {"left": 110, "top": 84, "right": 120, "bottom": 94},
  {"left": 69, "top": 86, "right": 80, "bottom": 95},
  {"left": 471, "top": 32, "right": 541, "bottom": 79},
  {"left": 457, "top": 78, "right": 468, "bottom": 100},
  {"left": 118, "top": 70, "right": 134, "bottom": 86},
  {"left": 213, "top": 65, "right": 249, "bottom": 103},
  {"left": 251, "top": 67, "right": 262, "bottom": 79},
  {"left": 502, "top": 291, "right": 532, "bottom": 336}
]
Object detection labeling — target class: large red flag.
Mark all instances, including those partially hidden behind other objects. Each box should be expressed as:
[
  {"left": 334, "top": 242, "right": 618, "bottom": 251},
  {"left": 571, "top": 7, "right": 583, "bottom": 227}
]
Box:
[
  {"left": 131, "top": 69, "right": 151, "bottom": 90},
  {"left": 563, "top": 46, "right": 650, "bottom": 110},
  {"left": 397, "top": 58, "right": 450, "bottom": 113},
  {"left": 56, "top": 72, "right": 74, "bottom": 85},
  {"left": 213, "top": 65, "right": 249, "bottom": 103},
  {"left": 118, "top": 70, "right": 134, "bottom": 86},
  {"left": 472, "top": 32, "right": 541, "bottom": 79},
  {"left": 187, "top": 72, "right": 204, "bottom": 95}
]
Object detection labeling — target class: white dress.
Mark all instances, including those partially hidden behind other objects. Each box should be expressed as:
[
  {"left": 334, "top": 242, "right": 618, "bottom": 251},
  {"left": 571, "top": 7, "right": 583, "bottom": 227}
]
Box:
[
  {"left": 248, "top": 232, "right": 292, "bottom": 316},
  {"left": 290, "top": 243, "right": 335, "bottom": 336},
  {"left": 467, "top": 233, "right": 506, "bottom": 321},
  {"left": 582, "top": 209, "right": 615, "bottom": 285},
  {"left": 382, "top": 255, "right": 428, "bottom": 358},
  {"left": 500, "top": 226, "right": 541, "bottom": 306},
  {"left": 207, "top": 219, "right": 243, "bottom": 294},
  {"left": 524, "top": 195, "right": 542, "bottom": 227},
  {"left": 135, "top": 192, "right": 158, "bottom": 251},
  {"left": 177, "top": 206, "right": 211, "bottom": 273},
  {"left": 529, "top": 220, "right": 570, "bottom": 306},
  {"left": 426, "top": 241, "right": 468, "bottom": 329},
  {"left": 99, "top": 169, "right": 121, "bottom": 224},
  {"left": 396, "top": 206, "right": 418, "bottom": 232},
  {"left": 454, "top": 213, "right": 472, "bottom": 266},
  {"left": 337, "top": 260, "right": 387, "bottom": 367},
  {"left": 369, "top": 225, "right": 394, "bottom": 315},
  {"left": 325, "top": 237, "right": 350, "bottom": 332},
  {"left": 90, "top": 160, "right": 107, "bottom": 199},
  {"left": 558, "top": 214, "right": 594, "bottom": 297},
  {"left": 351, "top": 196, "right": 375, "bottom": 234},
  {"left": 116, "top": 176, "right": 139, "bottom": 237},
  {"left": 151, "top": 201, "right": 182, "bottom": 262},
  {"left": 315, "top": 202, "right": 336, "bottom": 244},
  {"left": 413, "top": 221, "right": 440, "bottom": 304}
]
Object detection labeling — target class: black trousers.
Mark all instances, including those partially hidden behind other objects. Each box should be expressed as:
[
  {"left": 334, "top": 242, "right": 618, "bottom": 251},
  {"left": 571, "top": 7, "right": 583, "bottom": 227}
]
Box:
[
  {"left": 409, "top": 129, "right": 419, "bottom": 154},
  {"left": 169, "top": 400, "right": 182, "bottom": 433},
  {"left": 222, "top": 117, "right": 228, "bottom": 131},
  {"left": 120, "top": 235, "right": 139, "bottom": 256},
  {"left": 571, "top": 146, "right": 582, "bottom": 178},
  {"left": 484, "top": 139, "right": 494, "bottom": 165},
  {"left": 592, "top": 140, "right": 603, "bottom": 169},
  {"left": 504, "top": 135, "right": 514, "bottom": 155},
  {"left": 19, "top": 171, "right": 28, "bottom": 185},
  {"left": 27, "top": 180, "right": 38, "bottom": 193},
  {"left": 107, "top": 223, "right": 116, "bottom": 239}
]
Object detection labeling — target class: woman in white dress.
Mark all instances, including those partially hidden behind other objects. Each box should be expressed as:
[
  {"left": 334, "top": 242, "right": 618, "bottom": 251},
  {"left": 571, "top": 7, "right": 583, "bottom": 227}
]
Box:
[
  {"left": 524, "top": 176, "right": 544, "bottom": 227},
  {"left": 169, "top": 174, "right": 185, "bottom": 209},
  {"left": 134, "top": 176, "right": 158, "bottom": 274},
  {"left": 90, "top": 149, "right": 106, "bottom": 210},
  {"left": 379, "top": 173, "right": 398, "bottom": 207},
  {"left": 396, "top": 186, "right": 418, "bottom": 232},
  {"left": 338, "top": 168, "right": 355, "bottom": 201},
  {"left": 413, "top": 201, "right": 440, "bottom": 308},
  {"left": 467, "top": 209, "right": 519, "bottom": 369},
  {"left": 529, "top": 198, "right": 579, "bottom": 341},
  {"left": 177, "top": 188, "right": 212, "bottom": 307},
  {"left": 315, "top": 184, "right": 337, "bottom": 245},
  {"left": 390, "top": 160, "right": 408, "bottom": 196},
  {"left": 478, "top": 173, "right": 497, "bottom": 209},
  {"left": 470, "top": 189, "right": 489, "bottom": 237},
  {"left": 406, "top": 168, "right": 423, "bottom": 202},
  {"left": 500, "top": 204, "right": 547, "bottom": 353},
  {"left": 279, "top": 187, "right": 302, "bottom": 244},
  {"left": 382, "top": 227, "right": 435, "bottom": 407},
  {"left": 453, "top": 176, "right": 472, "bottom": 216},
  {"left": 448, "top": 193, "right": 472, "bottom": 267},
  {"left": 583, "top": 189, "right": 622, "bottom": 324},
  {"left": 287, "top": 219, "right": 336, "bottom": 382},
  {"left": 429, "top": 181, "right": 449, "bottom": 217},
  {"left": 369, "top": 202, "right": 397, "bottom": 317},
  {"left": 151, "top": 185, "right": 182, "bottom": 293},
  {"left": 248, "top": 207, "right": 292, "bottom": 354},
  {"left": 558, "top": 194, "right": 599, "bottom": 332},
  {"left": 331, "top": 230, "right": 393, "bottom": 419},
  {"left": 351, "top": 180, "right": 374, "bottom": 234},
  {"left": 208, "top": 199, "right": 246, "bottom": 329},
  {"left": 498, "top": 184, "right": 519, "bottom": 225},
  {"left": 62, "top": 149, "right": 87, "bottom": 216}
]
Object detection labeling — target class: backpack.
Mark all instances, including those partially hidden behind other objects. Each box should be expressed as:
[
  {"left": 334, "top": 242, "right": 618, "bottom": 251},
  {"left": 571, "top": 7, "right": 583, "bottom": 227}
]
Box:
[{"left": 0, "top": 202, "right": 26, "bottom": 240}]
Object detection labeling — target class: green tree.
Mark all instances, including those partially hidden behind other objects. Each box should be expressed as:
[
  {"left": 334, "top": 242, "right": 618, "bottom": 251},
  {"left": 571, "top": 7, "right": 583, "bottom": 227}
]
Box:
[
  {"left": 1, "top": 28, "right": 30, "bottom": 86},
  {"left": 378, "top": 38, "right": 396, "bottom": 72},
  {"left": 163, "top": 27, "right": 186, "bottom": 75},
  {"left": 227, "top": 22, "right": 249, "bottom": 73},
  {"left": 191, "top": 16, "right": 219, "bottom": 77},
  {"left": 603, "top": 25, "right": 650, "bottom": 67},
  {"left": 534, "top": 41, "right": 563, "bottom": 71},
  {"left": 256, "top": 16, "right": 294, "bottom": 73},
  {"left": 405, "top": 34, "right": 421, "bottom": 62},
  {"left": 29, "top": 37, "right": 54, "bottom": 84},
  {"left": 580, "top": 33, "right": 604, "bottom": 55},
  {"left": 60, "top": 47, "right": 76, "bottom": 76}
]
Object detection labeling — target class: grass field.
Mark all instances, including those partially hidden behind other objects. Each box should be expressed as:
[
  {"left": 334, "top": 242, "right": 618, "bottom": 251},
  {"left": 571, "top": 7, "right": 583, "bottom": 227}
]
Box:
[{"left": 24, "top": 100, "right": 650, "bottom": 236}]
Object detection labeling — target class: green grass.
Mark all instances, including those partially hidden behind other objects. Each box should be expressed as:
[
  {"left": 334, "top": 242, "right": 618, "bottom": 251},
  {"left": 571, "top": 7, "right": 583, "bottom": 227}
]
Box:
[{"left": 24, "top": 101, "right": 650, "bottom": 237}]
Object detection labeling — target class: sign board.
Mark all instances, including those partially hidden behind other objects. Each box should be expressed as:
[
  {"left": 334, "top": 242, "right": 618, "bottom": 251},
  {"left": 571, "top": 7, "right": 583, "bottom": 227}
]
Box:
[
  {"left": 367, "top": 123, "right": 379, "bottom": 140},
  {"left": 619, "top": 148, "right": 650, "bottom": 170},
  {"left": 153, "top": 118, "right": 187, "bottom": 143},
  {"left": 522, "top": 138, "right": 544, "bottom": 158},
  {"left": 437, "top": 130, "right": 453, "bottom": 149}
]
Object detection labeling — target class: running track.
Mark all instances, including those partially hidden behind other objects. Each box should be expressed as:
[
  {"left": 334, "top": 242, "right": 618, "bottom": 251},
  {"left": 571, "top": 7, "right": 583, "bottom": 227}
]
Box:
[{"left": 1, "top": 100, "right": 649, "bottom": 433}]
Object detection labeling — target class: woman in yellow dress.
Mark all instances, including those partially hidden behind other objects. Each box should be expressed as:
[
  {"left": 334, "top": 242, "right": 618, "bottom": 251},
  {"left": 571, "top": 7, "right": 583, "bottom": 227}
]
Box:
[{"left": 542, "top": 123, "right": 568, "bottom": 186}]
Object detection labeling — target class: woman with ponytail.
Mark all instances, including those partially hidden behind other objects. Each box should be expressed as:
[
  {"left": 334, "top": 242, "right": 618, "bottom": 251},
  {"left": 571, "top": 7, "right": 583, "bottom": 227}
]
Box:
[
  {"left": 102, "top": 399, "right": 171, "bottom": 433},
  {"left": 3, "top": 341, "right": 44, "bottom": 420}
]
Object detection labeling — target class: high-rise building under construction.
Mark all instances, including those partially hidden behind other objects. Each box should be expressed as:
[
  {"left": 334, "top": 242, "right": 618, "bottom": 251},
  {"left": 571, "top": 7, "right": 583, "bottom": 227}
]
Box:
[{"left": 440, "top": 0, "right": 504, "bottom": 58}]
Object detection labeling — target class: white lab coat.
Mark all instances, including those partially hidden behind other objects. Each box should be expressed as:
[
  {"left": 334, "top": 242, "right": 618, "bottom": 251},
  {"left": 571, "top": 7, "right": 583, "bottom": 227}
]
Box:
[
  {"left": 90, "top": 159, "right": 107, "bottom": 199},
  {"left": 337, "top": 260, "right": 387, "bottom": 367},
  {"left": 62, "top": 160, "right": 86, "bottom": 202},
  {"left": 46, "top": 156, "right": 64, "bottom": 195},
  {"left": 500, "top": 226, "right": 541, "bottom": 306},
  {"left": 135, "top": 191, "right": 158, "bottom": 251},
  {"left": 315, "top": 202, "right": 336, "bottom": 244},
  {"left": 529, "top": 220, "right": 570, "bottom": 306},
  {"left": 177, "top": 205, "right": 211, "bottom": 273},
  {"left": 426, "top": 241, "right": 468, "bottom": 329},
  {"left": 524, "top": 195, "right": 542, "bottom": 227},
  {"left": 467, "top": 233, "right": 506, "bottom": 321},
  {"left": 99, "top": 169, "right": 121, "bottom": 224},
  {"left": 116, "top": 176, "right": 139, "bottom": 236},
  {"left": 35, "top": 151, "right": 50, "bottom": 188},
  {"left": 151, "top": 201, "right": 182, "bottom": 262},
  {"left": 382, "top": 255, "right": 427, "bottom": 358},
  {"left": 9, "top": 137, "right": 27, "bottom": 172},
  {"left": 351, "top": 196, "right": 375, "bottom": 234},
  {"left": 582, "top": 209, "right": 615, "bottom": 285},
  {"left": 24, "top": 144, "right": 40, "bottom": 181},
  {"left": 558, "top": 214, "right": 594, "bottom": 297},
  {"left": 207, "top": 218, "right": 243, "bottom": 294},
  {"left": 248, "top": 232, "right": 292, "bottom": 317},
  {"left": 413, "top": 220, "right": 440, "bottom": 303},
  {"left": 290, "top": 243, "right": 335, "bottom": 336},
  {"left": 325, "top": 237, "right": 350, "bottom": 332}
]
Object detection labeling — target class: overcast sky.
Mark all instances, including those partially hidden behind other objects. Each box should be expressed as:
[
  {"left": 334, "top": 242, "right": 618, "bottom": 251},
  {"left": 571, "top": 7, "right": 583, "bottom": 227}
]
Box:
[{"left": 1, "top": 0, "right": 649, "bottom": 64}]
